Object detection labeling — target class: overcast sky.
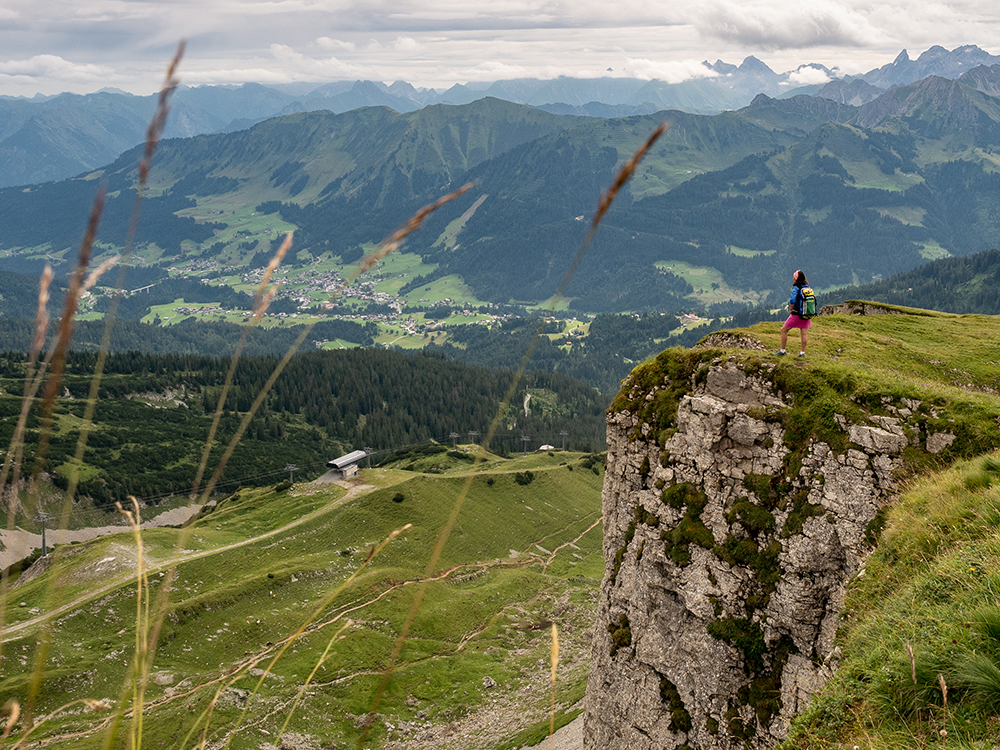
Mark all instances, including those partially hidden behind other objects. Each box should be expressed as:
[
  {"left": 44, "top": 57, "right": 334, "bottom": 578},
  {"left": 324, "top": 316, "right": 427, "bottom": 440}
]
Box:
[{"left": 1, "top": 0, "right": 999, "bottom": 97}]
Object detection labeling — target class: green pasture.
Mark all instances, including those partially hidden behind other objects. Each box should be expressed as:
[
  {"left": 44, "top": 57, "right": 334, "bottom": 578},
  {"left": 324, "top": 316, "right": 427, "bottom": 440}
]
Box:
[{"left": 1, "top": 451, "right": 605, "bottom": 749}]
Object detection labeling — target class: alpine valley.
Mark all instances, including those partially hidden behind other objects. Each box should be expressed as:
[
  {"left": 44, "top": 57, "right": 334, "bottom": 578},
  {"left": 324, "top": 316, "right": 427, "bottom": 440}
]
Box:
[
  {"left": 5, "top": 47, "right": 1000, "bottom": 334},
  {"left": 6, "top": 43, "right": 1000, "bottom": 750}
]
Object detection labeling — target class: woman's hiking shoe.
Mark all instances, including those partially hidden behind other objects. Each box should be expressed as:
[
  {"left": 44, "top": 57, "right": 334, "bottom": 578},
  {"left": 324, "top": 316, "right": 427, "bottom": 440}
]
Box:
[
  {"left": 798, "top": 352, "right": 806, "bottom": 358},
  {"left": 773, "top": 350, "right": 786, "bottom": 356}
]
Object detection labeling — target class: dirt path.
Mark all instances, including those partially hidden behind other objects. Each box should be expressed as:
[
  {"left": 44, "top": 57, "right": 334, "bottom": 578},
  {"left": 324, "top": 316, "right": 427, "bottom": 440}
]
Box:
[
  {"left": 1, "top": 479, "right": 376, "bottom": 642},
  {"left": 0, "top": 503, "right": 206, "bottom": 567}
]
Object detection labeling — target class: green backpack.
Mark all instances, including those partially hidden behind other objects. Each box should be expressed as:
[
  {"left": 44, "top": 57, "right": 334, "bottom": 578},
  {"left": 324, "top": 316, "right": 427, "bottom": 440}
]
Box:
[{"left": 799, "top": 285, "right": 817, "bottom": 319}]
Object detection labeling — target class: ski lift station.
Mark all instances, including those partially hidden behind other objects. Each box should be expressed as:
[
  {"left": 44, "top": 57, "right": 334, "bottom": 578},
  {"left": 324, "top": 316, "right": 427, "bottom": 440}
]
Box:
[{"left": 325, "top": 449, "right": 367, "bottom": 479}]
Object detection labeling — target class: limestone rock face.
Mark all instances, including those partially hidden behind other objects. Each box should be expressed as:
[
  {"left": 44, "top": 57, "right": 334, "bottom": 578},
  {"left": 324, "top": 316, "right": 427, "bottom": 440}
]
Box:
[{"left": 584, "top": 360, "right": 916, "bottom": 750}]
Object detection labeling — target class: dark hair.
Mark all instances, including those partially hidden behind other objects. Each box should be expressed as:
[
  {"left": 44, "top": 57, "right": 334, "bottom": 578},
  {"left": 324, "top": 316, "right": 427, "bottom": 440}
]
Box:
[{"left": 793, "top": 270, "right": 808, "bottom": 286}]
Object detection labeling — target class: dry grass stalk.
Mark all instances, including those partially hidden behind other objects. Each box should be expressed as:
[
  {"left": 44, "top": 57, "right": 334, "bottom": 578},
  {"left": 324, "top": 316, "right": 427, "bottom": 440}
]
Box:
[
  {"left": 352, "top": 184, "right": 473, "bottom": 277},
  {"left": 15, "top": 184, "right": 106, "bottom": 731},
  {"left": 116, "top": 497, "right": 150, "bottom": 750},
  {"left": 1, "top": 701, "right": 19, "bottom": 742},
  {"left": 0, "top": 267, "right": 54, "bottom": 665},
  {"left": 30, "top": 267, "right": 54, "bottom": 362},
  {"left": 359, "top": 126, "right": 666, "bottom": 747},
  {"left": 34, "top": 185, "right": 105, "bottom": 455},
  {"left": 550, "top": 623, "right": 559, "bottom": 750},
  {"left": 139, "top": 42, "right": 185, "bottom": 186},
  {"left": 3, "top": 43, "right": 184, "bottom": 742},
  {"left": 7, "top": 698, "right": 110, "bottom": 750},
  {"left": 907, "top": 642, "right": 917, "bottom": 686},
  {"left": 82, "top": 256, "right": 121, "bottom": 294},
  {"left": 90, "top": 498, "right": 152, "bottom": 750},
  {"left": 219, "top": 526, "right": 410, "bottom": 750},
  {"left": 139, "top": 187, "right": 468, "bottom": 749},
  {"left": 69, "top": 39, "right": 186, "bottom": 503},
  {"left": 195, "top": 184, "right": 472, "bottom": 508},
  {"left": 275, "top": 620, "right": 352, "bottom": 741},
  {"left": 552, "top": 122, "right": 667, "bottom": 305},
  {"left": 190, "top": 232, "right": 292, "bottom": 498},
  {"left": 255, "top": 231, "right": 293, "bottom": 310}
]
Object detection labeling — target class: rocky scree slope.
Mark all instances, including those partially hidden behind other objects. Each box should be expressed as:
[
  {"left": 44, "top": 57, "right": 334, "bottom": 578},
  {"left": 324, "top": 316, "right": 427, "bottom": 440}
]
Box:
[{"left": 584, "top": 337, "right": 998, "bottom": 749}]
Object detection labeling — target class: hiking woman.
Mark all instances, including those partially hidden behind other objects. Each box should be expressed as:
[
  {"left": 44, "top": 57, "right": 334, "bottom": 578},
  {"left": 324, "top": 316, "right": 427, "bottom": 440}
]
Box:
[{"left": 775, "top": 269, "right": 811, "bottom": 357}]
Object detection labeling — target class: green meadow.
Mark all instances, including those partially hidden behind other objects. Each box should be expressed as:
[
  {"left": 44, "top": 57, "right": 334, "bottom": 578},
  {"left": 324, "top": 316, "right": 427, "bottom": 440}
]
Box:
[{"left": 1, "top": 450, "right": 605, "bottom": 749}]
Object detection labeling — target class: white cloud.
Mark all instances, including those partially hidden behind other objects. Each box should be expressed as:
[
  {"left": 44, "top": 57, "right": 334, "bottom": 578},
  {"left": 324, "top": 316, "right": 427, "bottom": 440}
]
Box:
[
  {"left": 623, "top": 58, "right": 719, "bottom": 83},
  {"left": 785, "top": 65, "right": 832, "bottom": 86},
  {"left": 5, "top": 0, "right": 1000, "bottom": 95},
  {"left": 265, "top": 43, "right": 374, "bottom": 80},
  {"left": 392, "top": 36, "right": 420, "bottom": 51},
  {"left": 316, "top": 36, "right": 356, "bottom": 52},
  {"left": 0, "top": 54, "right": 112, "bottom": 81},
  {"left": 695, "top": 0, "right": 889, "bottom": 49}
]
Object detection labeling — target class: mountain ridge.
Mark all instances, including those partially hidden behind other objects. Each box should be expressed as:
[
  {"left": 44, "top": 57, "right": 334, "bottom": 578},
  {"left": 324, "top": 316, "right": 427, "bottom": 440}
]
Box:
[{"left": 3, "top": 44, "right": 999, "bottom": 188}]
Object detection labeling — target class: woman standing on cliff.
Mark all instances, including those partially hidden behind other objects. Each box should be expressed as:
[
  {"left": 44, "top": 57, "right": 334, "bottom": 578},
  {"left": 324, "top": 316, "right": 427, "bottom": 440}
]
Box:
[{"left": 774, "top": 269, "right": 813, "bottom": 357}]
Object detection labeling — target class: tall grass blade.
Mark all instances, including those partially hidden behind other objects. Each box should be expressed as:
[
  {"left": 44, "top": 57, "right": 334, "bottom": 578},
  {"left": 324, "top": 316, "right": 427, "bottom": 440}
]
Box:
[
  {"left": 193, "top": 184, "right": 471, "bottom": 506},
  {"left": 1, "top": 701, "right": 19, "bottom": 742},
  {"left": 358, "top": 124, "right": 667, "bottom": 748},
  {"left": 5, "top": 41, "right": 184, "bottom": 745},
  {"left": 957, "top": 652, "right": 1000, "bottom": 711},
  {"left": 275, "top": 621, "right": 352, "bottom": 742},
  {"left": 190, "top": 231, "right": 293, "bottom": 498},
  {"left": 218, "top": 527, "right": 410, "bottom": 749},
  {"left": 6, "top": 698, "right": 109, "bottom": 749},
  {"left": 0, "top": 267, "right": 53, "bottom": 665},
  {"left": 18, "top": 184, "right": 105, "bottom": 731},
  {"left": 550, "top": 623, "right": 559, "bottom": 750},
  {"left": 972, "top": 607, "right": 1000, "bottom": 653}
]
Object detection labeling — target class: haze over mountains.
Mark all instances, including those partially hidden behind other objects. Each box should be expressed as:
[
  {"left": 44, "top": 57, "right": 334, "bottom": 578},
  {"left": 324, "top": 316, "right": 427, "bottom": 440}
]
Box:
[
  {"left": 2, "top": 44, "right": 999, "bottom": 189},
  {"left": 5, "top": 44, "right": 1000, "bottom": 320}
]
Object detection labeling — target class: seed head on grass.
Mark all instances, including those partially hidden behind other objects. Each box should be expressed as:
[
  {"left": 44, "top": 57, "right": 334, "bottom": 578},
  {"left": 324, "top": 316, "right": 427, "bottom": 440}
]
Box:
[
  {"left": 358, "top": 126, "right": 667, "bottom": 749},
  {"left": 2, "top": 700, "right": 20, "bottom": 742},
  {"left": 591, "top": 122, "right": 668, "bottom": 231},
  {"left": 254, "top": 231, "right": 293, "bottom": 312},
  {"left": 190, "top": 232, "right": 291, "bottom": 500},
  {"left": 551, "top": 122, "right": 668, "bottom": 306},
  {"left": 30, "top": 266, "right": 54, "bottom": 360},
  {"left": 139, "top": 41, "right": 185, "bottom": 186},
  {"left": 335, "top": 183, "right": 473, "bottom": 297}
]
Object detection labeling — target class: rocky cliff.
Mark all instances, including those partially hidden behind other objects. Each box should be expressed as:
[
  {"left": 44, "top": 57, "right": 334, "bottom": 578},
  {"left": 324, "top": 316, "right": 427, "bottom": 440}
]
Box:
[{"left": 583, "top": 344, "right": 968, "bottom": 749}]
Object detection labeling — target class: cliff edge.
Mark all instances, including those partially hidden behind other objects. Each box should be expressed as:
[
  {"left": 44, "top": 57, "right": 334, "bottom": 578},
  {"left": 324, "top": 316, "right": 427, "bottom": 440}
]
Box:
[{"left": 584, "top": 324, "right": 999, "bottom": 749}]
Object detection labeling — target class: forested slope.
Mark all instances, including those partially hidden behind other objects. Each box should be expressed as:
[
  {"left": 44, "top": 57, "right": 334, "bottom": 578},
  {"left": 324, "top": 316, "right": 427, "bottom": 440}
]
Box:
[{"left": 0, "top": 347, "right": 605, "bottom": 507}]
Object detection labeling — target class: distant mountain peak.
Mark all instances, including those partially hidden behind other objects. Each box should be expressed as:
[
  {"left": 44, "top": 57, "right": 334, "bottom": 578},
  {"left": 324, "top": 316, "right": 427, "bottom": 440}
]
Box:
[
  {"left": 918, "top": 45, "right": 950, "bottom": 60},
  {"left": 740, "top": 56, "right": 774, "bottom": 74},
  {"left": 707, "top": 59, "right": 739, "bottom": 76},
  {"left": 864, "top": 44, "right": 1000, "bottom": 89},
  {"left": 958, "top": 64, "right": 1000, "bottom": 97}
]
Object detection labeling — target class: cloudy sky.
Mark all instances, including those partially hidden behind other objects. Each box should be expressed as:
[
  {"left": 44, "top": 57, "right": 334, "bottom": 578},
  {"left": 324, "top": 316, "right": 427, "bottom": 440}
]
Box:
[{"left": 1, "top": 0, "right": 999, "bottom": 97}]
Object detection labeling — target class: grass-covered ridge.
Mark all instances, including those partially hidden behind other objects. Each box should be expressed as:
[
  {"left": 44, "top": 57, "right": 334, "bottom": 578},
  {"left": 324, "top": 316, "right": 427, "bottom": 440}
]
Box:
[
  {"left": 614, "top": 307, "right": 1000, "bottom": 470},
  {"left": 1, "top": 449, "right": 604, "bottom": 748}
]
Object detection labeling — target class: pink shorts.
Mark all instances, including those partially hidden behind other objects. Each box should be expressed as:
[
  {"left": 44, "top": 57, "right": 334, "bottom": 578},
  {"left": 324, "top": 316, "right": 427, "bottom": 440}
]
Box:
[{"left": 783, "top": 315, "right": 812, "bottom": 330}]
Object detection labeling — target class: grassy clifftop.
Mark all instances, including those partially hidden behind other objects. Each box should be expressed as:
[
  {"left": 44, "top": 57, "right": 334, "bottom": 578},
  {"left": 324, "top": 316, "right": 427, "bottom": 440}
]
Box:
[{"left": 614, "top": 304, "right": 1000, "bottom": 466}]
